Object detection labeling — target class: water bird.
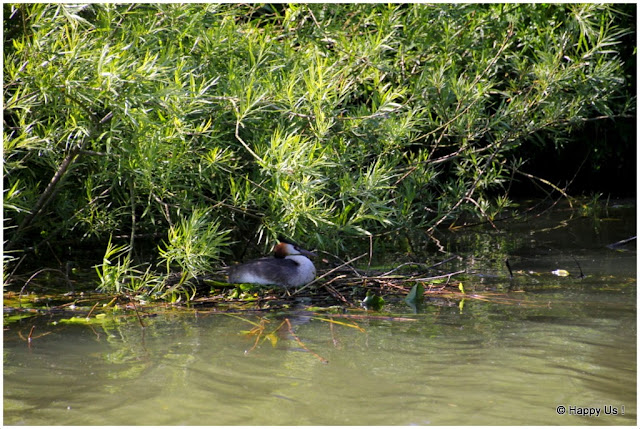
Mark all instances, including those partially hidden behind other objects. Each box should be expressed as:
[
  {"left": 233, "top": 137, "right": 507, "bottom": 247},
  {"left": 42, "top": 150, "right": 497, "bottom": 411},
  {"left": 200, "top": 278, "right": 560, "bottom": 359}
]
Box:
[{"left": 227, "top": 238, "right": 316, "bottom": 287}]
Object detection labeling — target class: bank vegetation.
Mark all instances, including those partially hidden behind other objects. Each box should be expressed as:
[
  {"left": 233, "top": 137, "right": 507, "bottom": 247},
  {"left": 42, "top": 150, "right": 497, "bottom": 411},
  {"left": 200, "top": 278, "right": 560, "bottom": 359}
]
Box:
[{"left": 3, "top": 4, "right": 635, "bottom": 302}]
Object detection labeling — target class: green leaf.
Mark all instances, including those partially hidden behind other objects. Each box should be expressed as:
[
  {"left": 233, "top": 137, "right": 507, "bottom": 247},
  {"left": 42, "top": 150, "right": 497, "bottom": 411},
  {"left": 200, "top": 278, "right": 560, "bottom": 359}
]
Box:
[
  {"left": 405, "top": 282, "right": 425, "bottom": 305},
  {"left": 56, "top": 316, "right": 108, "bottom": 325},
  {"left": 458, "top": 282, "right": 466, "bottom": 294},
  {"left": 362, "top": 291, "right": 385, "bottom": 311}
]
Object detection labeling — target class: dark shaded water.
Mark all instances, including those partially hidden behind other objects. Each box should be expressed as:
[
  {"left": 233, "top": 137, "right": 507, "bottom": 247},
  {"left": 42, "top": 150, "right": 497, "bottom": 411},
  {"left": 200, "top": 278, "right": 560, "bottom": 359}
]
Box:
[{"left": 3, "top": 201, "right": 636, "bottom": 425}]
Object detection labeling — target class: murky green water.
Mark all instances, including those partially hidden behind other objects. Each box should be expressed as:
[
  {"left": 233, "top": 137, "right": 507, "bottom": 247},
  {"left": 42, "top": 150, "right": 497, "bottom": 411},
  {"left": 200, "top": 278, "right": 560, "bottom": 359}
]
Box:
[{"left": 3, "top": 201, "right": 636, "bottom": 425}]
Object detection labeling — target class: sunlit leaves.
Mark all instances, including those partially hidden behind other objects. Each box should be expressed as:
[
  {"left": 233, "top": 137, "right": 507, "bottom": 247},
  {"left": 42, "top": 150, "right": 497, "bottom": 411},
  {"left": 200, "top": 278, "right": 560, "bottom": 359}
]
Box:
[
  {"left": 158, "top": 209, "right": 231, "bottom": 278},
  {"left": 3, "top": 3, "right": 632, "bottom": 268}
]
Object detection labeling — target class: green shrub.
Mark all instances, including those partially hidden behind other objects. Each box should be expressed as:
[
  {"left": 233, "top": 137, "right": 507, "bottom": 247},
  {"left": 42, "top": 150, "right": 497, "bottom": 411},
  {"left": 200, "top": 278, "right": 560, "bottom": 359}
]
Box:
[{"left": 4, "top": 3, "right": 633, "bottom": 273}]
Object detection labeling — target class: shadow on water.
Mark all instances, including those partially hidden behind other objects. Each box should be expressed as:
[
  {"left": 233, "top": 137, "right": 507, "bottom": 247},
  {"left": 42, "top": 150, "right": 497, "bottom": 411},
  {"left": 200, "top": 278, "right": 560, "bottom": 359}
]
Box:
[{"left": 3, "top": 200, "right": 636, "bottom": 425}]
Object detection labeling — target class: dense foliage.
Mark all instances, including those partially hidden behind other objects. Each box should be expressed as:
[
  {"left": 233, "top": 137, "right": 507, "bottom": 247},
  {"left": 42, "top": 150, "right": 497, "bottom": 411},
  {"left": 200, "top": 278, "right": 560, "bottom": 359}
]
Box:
[{"left": 3, "top": 4, "right": 635, "bottom": 294}]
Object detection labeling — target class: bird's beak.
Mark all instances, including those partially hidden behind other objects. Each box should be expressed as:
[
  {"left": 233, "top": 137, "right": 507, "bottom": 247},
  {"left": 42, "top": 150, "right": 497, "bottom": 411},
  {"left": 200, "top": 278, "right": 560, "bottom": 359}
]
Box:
[{"left": 299, "top": 248, "right": 317, "bottom": 258}]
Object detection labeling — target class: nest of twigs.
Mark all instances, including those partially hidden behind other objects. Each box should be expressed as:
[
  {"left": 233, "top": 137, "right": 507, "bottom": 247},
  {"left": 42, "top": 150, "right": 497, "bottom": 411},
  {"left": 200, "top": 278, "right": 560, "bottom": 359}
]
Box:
[{"left": 189, "top": 253, "right": 470, "bottom": 310}]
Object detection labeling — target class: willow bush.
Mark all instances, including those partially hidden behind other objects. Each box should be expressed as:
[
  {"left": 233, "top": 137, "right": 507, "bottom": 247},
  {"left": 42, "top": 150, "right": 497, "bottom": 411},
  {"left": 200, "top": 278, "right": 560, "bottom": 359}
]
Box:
[{"left": 3, "top": 4, "right": 634, "bottom": 291}]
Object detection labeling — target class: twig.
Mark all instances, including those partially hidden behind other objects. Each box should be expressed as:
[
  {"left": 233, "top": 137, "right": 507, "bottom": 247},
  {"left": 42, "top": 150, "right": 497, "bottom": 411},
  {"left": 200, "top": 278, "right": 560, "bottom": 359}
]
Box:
[
  {"left": 318, "top": 313, "right": 417, "bottom": 322},
  {"left": 86, "top": 301, "right": 100, "bottom": 319},
  {"left": 285, "top": 318, "right": 328, "bottom": 364},
  {"left": 318, "top": 250, "right": 364, "bottom": 278},
  {"left": 19, "top": 326, "right": 52, "bottom": 344},
  {"left": 505, "top": 259, "right": 514, "bottom": 279},
  {"left": 246, "top": 318, "right": 280, "bottom": 353},
  {"left": 202, "top": 195, "right": 264, "bottom": 220},
  {"left": 19, "top": 268, "right": 67, "bottom": 305},
  {"left": 293, "top": 253, "right": 368, "bottom": 295},
  {"left": 5, "top": 253, "right": 27, "bottom": 286},
  {"left": 323, "top": 281, "right": 351, "bottom": 306},
  {"left": 410, "top": 269, "right": 466, "bottom": 282},
  {"left": 128, "top": 178, "right": 136, "bottom": 260},
  {"left": 234, "top": 118, "right": 264, "bottom": 163},
  {"left": 313, "top": 317, "right": 366, "bottom": 333},
  {"left": 464, "top": 196, "right": 498, "bottom": 230},
  {"left": 129, "top": 299, "right": 146, "bottom": 328},
  {"left": 329, "top": 317, "right": 339, "bottom": 347},
  {"left": 33, "top": 187, "right": 111, "bottom": 253},
  {"left": 571, "top": 255, "right": 585, "bottom": 279},
  {"left": 379, "top": 255, "right": 458, "bottom": 277},
  {"left": 8, "top": 146, "right": 83, "bottom": 250},
  {"left": 515, "top": 169, "right": 574, "bottom": 208},
  {"left": 422, "top": 24, "right": 515, "bottom": 153},
  {"left": 427, "top": 143, "right": 503, "bottom": 234},
  {"left": 606, "top": 236, "right": 636, "bottom": 249}
]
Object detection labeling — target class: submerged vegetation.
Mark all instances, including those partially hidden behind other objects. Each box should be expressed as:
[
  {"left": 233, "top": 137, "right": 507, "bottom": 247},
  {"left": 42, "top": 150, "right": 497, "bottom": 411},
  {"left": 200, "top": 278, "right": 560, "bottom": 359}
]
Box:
[{"left": 3, "top": 4, "right": 635, "bottom": 303}]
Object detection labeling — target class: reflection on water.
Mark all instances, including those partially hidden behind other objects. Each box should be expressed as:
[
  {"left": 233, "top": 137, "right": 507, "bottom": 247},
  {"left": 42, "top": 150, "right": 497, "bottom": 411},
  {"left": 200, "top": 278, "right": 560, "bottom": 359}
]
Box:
[
  {"left": 4, "top": 202, "right": 636, "bottom": 425},
  {"left": 4, "top": 289, "right": 635, "bottom": 425}
]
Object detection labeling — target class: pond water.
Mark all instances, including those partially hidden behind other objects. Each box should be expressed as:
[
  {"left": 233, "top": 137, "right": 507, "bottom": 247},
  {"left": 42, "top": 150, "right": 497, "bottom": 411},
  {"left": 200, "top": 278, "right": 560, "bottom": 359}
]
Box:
[{"left": 3, "top": 201, "right": 636, "bottom": 425}]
